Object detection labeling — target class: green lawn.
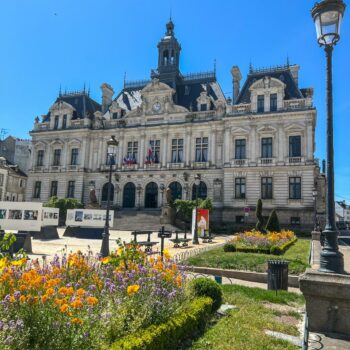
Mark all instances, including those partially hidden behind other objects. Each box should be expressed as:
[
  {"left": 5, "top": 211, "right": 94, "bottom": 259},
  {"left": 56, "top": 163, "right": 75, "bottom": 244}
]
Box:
[
  {"left": 186, "top": 239, "right": 310, "bottom": 275},
  {"left": 186, "top": 285, "right": 304, "bottom": 350}
]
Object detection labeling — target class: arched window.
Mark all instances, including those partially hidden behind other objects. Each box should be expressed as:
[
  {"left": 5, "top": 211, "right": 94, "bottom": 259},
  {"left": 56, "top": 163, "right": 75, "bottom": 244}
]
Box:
[
  {"left": 102, "top": 183, "right": 114, "bottom": 202},
  {"left": 192, "top": 181, "right": 207, "bottom": 200},
  {"left": 163, "top": 50, "right": 169, "bottom": 65},
  {"left": 169, "top": 182, "right": 182, "bottom": 201},
  {"left": 123, "top": 182, "right": 136, "bottom": 208},
  {"left": 170, "top": 50, "right": 175, "bottom": 64}
]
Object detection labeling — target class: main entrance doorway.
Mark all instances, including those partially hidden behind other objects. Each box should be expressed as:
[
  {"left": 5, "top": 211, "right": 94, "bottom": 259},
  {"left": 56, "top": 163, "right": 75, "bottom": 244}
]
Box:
[
  {"left": 169, "top": 181, "right": 182, "bottom": 201},
  {"left": 123, "top": 182, "right": 136, "bottom": 208},
  {"left": 145, "top": 182, "right": 158, "bottom": 208}
]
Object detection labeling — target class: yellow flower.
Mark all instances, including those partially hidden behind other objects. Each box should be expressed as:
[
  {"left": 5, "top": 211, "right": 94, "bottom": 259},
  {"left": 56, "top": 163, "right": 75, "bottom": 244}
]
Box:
[
  {"left": 60, "top": 304, "right": 69, "bottom": 313},
  {"left": 9, "top": 295, "right": 16, "bottom": 303},
  {"left": 127, "top": 284, "right": 140, "bottom": 296},
  {"left": 163, "top": 249, "right": 171, "bottom": 260},
  {"left": 86, "top": 296, "right": 98, "bottom": 306},
  {"left": 11, "top": 258, "right": 27, "bottom": 267},
  {"left": 0, "top": 257, "right": 8, "bottom": 271},
  {"left": 101, "top": 256, "right": 111, "bottom": 264}
]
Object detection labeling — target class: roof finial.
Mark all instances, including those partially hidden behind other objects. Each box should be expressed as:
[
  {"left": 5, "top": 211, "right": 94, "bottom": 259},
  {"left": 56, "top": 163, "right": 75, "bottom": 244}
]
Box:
[
  {"left": 286, "top": 55, "right": 290, "bottom": 67},
  {"left": 83, "top": 82, "right": 86, "bottom": 93},
  {"left": 123, "top": 72, "right": 127, "bottom": 89},
  {"left": 88, "top": 84, "right": 90, "bottom": 96},
  {"left": 249, "top": 60, "right": 253, "bottom": 74},
  {"left": 59, "top": 84, "right": 62, "bottom": 97},
  {"left": 166, "top": 17, "right": 174, "bottom": 36},
  {"left": 214, "top": 58, "right": 216, "bottom": 75}
]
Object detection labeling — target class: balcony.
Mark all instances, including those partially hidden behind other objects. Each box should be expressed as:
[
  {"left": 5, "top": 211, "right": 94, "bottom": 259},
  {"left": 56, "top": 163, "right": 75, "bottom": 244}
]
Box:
[
  {"left": 167, "top": 162, "right": 185, "bottom": 169},
  {"left": 260, "top": 158, "right": 274, "bottom": 165},
  {"left": 121, "top": 163, "right": 139, "bottom": 171},
  {"left": 283, "top": 99, "right": 306, "bottom": 110},
  {"left": 67, "top": 165, "right": 78, "bottom": 171},
  {"left": 144, "top": 163, "right": 161, "bottom": 170},
  {"left": 232, "top": 159, "right": 246, "bottom": 166},
  {"left": 191, "top": 161, "right": 210, "bottom": 169},
  {"left": 34, "top": 166, "right": 44, "bottom": 172},
  {"left": 288, "top": 157, "right": 303, "bottom": 164},
  {"left": 99, "top": 164, "right": 117, "bottom": 172},
  {"left": 50, "top": 165, "right": 61, "bottom": 172},
  {"left": 231, "top": 103, "right": 251, "bottom": 114}
]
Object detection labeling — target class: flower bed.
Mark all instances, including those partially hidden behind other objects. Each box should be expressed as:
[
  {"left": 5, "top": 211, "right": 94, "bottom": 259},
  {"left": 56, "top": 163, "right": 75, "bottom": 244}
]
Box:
[
  {"left": 225, "top": 230, "right": 297, "bottom": 255},
  {"left": 0, "top": 242, "right": 186, "bottom": 350}
]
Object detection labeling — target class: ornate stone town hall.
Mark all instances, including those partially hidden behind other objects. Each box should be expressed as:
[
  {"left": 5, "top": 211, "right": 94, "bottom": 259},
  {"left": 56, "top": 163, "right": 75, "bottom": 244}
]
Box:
[{"left": 27, "top": 20, "right": 321, "bottom": 227}]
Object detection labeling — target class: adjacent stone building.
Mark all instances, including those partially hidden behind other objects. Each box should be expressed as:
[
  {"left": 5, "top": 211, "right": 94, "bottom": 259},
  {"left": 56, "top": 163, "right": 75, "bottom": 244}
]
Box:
[
  {"left": 0, "top": 157, "right": 27, "bottom": 201},
  {"left": 26, "top": 20, "right": 320, "bottom": 228}
]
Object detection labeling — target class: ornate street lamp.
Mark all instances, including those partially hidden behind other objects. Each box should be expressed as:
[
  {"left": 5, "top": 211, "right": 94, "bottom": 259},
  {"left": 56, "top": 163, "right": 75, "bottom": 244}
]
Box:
[
  {"left": 100, "top": 136, "right": 118, "bottom": 258},
  {"left": 193, "top": 174, "right": 201, "bottom": 245},
  {"left": 311, "top": 0, "right": 346, "bottom": 273},
  {"left": 312, "top": 187, "right": 319, "bottom": 231}
]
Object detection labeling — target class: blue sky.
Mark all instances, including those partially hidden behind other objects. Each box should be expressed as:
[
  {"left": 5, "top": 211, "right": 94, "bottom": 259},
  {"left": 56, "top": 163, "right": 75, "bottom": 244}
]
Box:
[{"left": 0, "top": 0, "right": 349, "bottom": 201}]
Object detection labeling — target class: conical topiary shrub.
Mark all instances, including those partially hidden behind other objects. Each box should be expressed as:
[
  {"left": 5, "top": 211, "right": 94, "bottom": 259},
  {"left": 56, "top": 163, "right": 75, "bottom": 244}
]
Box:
[
  {"left": 255, "top": 199, "right": 266, "bottom": 233},
  {"left": 265, "top": 209, "right": 281, "bottom": 232}
]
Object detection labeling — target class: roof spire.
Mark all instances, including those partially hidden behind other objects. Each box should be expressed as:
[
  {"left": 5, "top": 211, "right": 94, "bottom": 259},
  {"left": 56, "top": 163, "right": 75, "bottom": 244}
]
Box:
[
  {"left": 214, "top": 58, "right": 216, "bottom": 75},
  {"left": 286, "top": 55, "right": 290, "bottom": 67},
  {"left": 249, "top": 60, "right": 253, "bottom": 74},
  {"left": 166, "top": 17, "right": 174, "bottom": 36},
  {"left": 59, "top": 84, "right": 62, "bottom": 97},
  {"left": 123, "top": 72, "right": 127, "bottom": 89}
]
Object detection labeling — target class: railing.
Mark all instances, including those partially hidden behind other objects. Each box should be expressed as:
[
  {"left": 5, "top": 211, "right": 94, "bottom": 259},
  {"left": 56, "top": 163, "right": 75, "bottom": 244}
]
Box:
[
  {"left": 233, "top": 159, "right": 246, "bottom": 166},
  {"left": 34, "top": 166, "right": 44, "bottom": 172},
  {"left": 68, "top": 165, "right": 78, "bottom": 171},
  {"left": 121, "top": 163, "right": 138, "bottom": 171},
  {"left": 50, "top": 166, "right": 61, "bottom": 172},
  {"left": 167, "top": 162, "right": 185, "bottom": 169},
  {"left": 231, "top": 104, "right": 251, "bottom": 114},
  {"left": 182, "top": 70, "right": 216, "bottom": 81},
  {"left": 283, "top": 99, "right": 306, "bottom": 110},
  {"left": 191, "top": 161, "right": 210, "bottom": 168},
  {"left": 124, "top": 79, "right": 150, "bottom": 89},
  {"left": 260, "top": 158, "right": 273, "bottom": 165},
  {"left": 250, "top": 64, "right": 291, "bottom": 74},
  {"left": 144, "top": 163, "right": 161, "bottom": 169},
  {"left": 99, "top": 164, "right": 117, "bottom": 172},
  {"left": 289, "top": 157, "right": 302, "bottom": 164}
]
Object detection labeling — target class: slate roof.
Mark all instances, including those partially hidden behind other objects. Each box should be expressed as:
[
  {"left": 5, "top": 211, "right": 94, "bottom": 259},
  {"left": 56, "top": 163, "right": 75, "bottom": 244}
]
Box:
[
  {"left": 0, "top": 157, "right": 27, "bottom": 177},
  {"left": 237, "top": 66, "right": 304, "bottom": 104},
  {"left": 43, "top": 92, "right": 101, "bottom": 122},
  {"left": 115, "top": 73, "right": 225, "bottom": 112}
]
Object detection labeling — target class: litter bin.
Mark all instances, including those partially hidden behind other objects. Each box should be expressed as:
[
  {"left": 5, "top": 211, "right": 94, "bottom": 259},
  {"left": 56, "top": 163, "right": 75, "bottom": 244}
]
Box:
[{"left": 267, "top": 260, "right": 289, "bottom": 291}]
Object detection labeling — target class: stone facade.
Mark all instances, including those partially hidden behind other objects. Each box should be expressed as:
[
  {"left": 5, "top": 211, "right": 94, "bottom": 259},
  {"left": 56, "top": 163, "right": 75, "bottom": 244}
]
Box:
[
  {"left": 26, "top": 20, "right": 320, "bottom": 228},
  {"left": 0, "top": 157, "right": 27, "bottom": 201}
]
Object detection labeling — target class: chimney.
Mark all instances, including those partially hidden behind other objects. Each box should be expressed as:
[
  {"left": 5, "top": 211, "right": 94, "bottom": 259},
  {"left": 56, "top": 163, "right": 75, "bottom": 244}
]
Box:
[
  {"left": 322, "top": 159, "right": 326, "bottom": 174},
  {"left": 289, "top": 64, "right": 300, "bottom": 86},
  {"left": 100, "top": 83, "right": 114, "bottom": 114},
  {"left": 230, "top": 66, "right": 242, "bottom": 105}
]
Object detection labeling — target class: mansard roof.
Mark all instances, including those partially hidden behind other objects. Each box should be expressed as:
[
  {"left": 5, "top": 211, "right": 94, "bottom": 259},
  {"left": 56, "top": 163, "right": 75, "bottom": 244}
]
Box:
[
  {"left": 42, "top": 91, "right": 101, "bottom": 122},
  {"left": 115, "top": 71, "right": 225, "bottom": 112},
  {"left": 0, "top": 156, "right": 27, "bottom": 177},
  {"left": 237, "top": 65, "right": 304, "bottom": 104}
]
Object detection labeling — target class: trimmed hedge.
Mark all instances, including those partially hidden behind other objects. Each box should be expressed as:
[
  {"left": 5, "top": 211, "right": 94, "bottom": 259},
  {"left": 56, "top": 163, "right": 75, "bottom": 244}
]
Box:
[
  {"left": 224, "top": 237, "right": 298, "bottom": 255},
  {"left": 110, "top": 297, "right": 213, "bottom": 350}
]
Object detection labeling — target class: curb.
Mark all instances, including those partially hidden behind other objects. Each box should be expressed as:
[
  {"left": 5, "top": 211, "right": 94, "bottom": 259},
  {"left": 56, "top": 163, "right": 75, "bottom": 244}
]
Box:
[{"left": 182, "top": 265, "right": 300, "bottom": 288}]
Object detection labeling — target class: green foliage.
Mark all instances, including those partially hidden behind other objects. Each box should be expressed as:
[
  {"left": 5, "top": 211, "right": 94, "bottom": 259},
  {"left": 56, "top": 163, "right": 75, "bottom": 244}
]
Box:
[
  {"left": 223, "top": 243, "right": 236, "bottom": 252},
  {"left": 265, "top": 209, "right": 281, "bottom": 232},
  {"left": 174, "top": 198, "right": 213, "bottom": 223},
  {"left": 188, "top": 278, "right": 223, "bottom": 312},
  {"left": 255, "top": 199, "right": 265, "bottom": 233},
  {"left": 0, "top": 232, "right": 16, "bottom": 256},
  {"left": 270, "top": 245, "right": 283, "bottom": 255},
  {"left": 44, "top": 196, "right": 83, "bottom": 224},
  {"left": 110, "top": 297, "right": 213, "bottom": 350}
]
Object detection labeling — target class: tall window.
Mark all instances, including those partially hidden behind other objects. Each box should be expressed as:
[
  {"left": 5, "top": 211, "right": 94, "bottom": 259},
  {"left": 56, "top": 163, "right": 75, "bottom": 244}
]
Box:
[
  {"left": 50, "top": 181, "right": 58, "bottom": 197},
  {"left": 127, "top": 141, "right": 138, "bottom": 162},
  {"left": 195, "top": 137, "right": 208, "bottom": 162},
  {"left": 67, "top": 181, "right": 75, "bottom": 198},
  {"left": 261, "top": 137, "right": 273, "bottom": 158},
  {"left": 257, "top": 95, "right": 265, "bottom": 113},
  {"left": 235, "top": 139, "right": 246, "bottom": 159},
  {"left": 200, "top": 104, "right": 207, "bottom": 111},
  {"left": 71, "top": 148, "right": 79, "bottom": 165},
  {"left": 270, "top": 93, "right": 277, "bottom": 112},
  {"left": 0, "top": 174, "right": 3, "bottom": 186},
  {"left": 289, "top": 136, "right": 301, "bottom": 157},
  {"left": 171, "top": 139, "right": 183, "bottom": 163},
  {"left": 149, "top": 140, "right": 160, "bottom": 163},
  {"left": 235, "top": 178, "right": 246, "bottom": 199},
  {"left": 261, "top": 177, "right": 273, "bottom": 199},
  {"left": 53, "top": 149, "right": 61, "bottom": 166},
  {"left": 37, "top": 150, "right": 44, "bottom": 166},
  {"left": 54, "top": 116, "right": 59, "bottom": 129},
  {"left": 33, "top": 181, "right": 41, "bottom": 198},
  {"left": 289, "top": 177, "right": 301, "bottom": 199},
  {"left": 62, "top": 115, "right": 67, "bottom": 129}
]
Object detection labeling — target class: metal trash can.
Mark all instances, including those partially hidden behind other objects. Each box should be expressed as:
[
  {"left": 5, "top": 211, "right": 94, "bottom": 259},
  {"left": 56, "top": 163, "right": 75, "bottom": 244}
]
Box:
[
  {"left": 214, "top": 276, "right": 222, "bottom": 284},
  {"left": 267, "top": 260, "right": 289, "bottom": 291}
]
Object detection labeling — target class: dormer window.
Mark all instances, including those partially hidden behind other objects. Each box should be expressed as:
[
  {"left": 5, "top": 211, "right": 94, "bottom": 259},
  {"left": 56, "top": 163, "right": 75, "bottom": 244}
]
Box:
[
  {"left": 200, "top": 104, "right": 207, "bottom": 111},
  {"left": 257, "top": 95, "right": 265, "bottom": 113},
  {"left": 54, "top": 116, "right": 59, "bottom": 129},
  {"left": 270, "top": 94, "right": 277, "bottom": 112},
  {"left": 62, "top": 115, "right": 67, "bottom": 129}
]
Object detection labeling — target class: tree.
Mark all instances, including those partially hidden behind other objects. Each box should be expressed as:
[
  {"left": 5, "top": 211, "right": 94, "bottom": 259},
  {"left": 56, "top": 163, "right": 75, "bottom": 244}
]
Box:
[
  {"left": 265, "top": 209, "right": 281, "bottom": 232},
  {"left": 255, "top": 199, "right": 266, "bottom": 233},
  {"left": 44, "top": 196, "right": 83, "bottom": 225},
  {"left": 174, "top": 198, "right": 213, "bottom": 223}
]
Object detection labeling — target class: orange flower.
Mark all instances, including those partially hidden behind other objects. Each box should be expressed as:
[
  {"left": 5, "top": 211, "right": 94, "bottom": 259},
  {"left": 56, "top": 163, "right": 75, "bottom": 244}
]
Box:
[
  {"left": 19, "top": 285, "right": 27, "bottom": 292},
  {"left": 66, "top": 287, "right": 74, "bottom": 296},
  {"left": 60, "top": 304, "right": 69, "bottom": 313},
  {"left": 175, "top": 275, "right": 182, "bottom": 287},
  {"left": 86, "top": 296, "right": 98, "bottom": 306},
  {"left": 41, "top": 295, "right": 49, "bottom": 303},
  {"left": 127, "top": 284, "right": 140, "bottom": 296},
  {"left": 76, "top": 288, "right": 85, "bottom": 297},
  {"left": 19, "top": 295, "right": 26, "bottom": 303},
  {"left": 46, "top": 288, "right": 54, "bottom": 296},
  {"left": 101, "top": 256, "right": 111, "bottom": 264},
  {"left": 58, "top": 287, "right": 67, "bottom": 296},
  {"left": 71, "top": 317, "right": 84, "bottom": 325},
  {"left": 9, "top": 295, "right": 16, "bottom": 303},
  {"left": 71, "top": 298, "right": 83, "bottom": 309}
]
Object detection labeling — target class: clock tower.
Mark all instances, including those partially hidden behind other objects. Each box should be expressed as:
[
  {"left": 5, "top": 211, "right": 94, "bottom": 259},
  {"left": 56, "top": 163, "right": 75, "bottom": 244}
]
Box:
[{"left": 152, "top": 19, "right": 181, "bottom": 92}]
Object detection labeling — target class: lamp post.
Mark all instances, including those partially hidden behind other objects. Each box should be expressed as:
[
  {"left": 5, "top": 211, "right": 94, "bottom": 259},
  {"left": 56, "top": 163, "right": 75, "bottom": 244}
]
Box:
[
  {"left": 136, "top": 184, "right": 142, "bottom": 210},
  {"left": 160, "top": 184, "right": 165, "bottom": 206},
  {"left": 311, "top": 0, "right": 346, "bottom": 273},
  {"left": 312, "top": 187, "right": 319, "bottom": 231},
  {"left": 193, "top": 174, "right": 201, "bottom": 245},
  {"left": 100, "top": 136, "right": 118, "bottom": 258}
]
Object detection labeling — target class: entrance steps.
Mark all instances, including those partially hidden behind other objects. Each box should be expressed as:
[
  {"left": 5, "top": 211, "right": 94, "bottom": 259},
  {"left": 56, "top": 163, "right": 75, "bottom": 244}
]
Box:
[{"left": 112, "top": 209, "right": 180, "bottom": 232}]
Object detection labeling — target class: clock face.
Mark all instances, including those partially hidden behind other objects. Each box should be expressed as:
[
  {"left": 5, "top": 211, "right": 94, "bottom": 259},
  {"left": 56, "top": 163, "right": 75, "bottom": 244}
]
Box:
[{"left": 152, "top": 102, "right": 161, "bottom": 112}]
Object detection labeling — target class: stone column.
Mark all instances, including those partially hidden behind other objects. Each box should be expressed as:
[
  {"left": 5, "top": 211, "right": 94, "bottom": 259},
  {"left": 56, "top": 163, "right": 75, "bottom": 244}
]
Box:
[
  {"left": 250, "top": 126, "right": 257, "bottom": 163},
  {"left": 62, "top": 141, "right": 68, "bottom": 169},
  {"left": 223, "top": 128, "right": 230, "bottom": 164},
  {"left": 97, "top": 138, "right": 103, "bottom": 170},
  {"left": 139, "top": 132, "right": 145, "bottom": 167},
  {"left": 306, "top": 121, "right": 313, "bottom": 161},
  {"left": 118, "top": 136, "right": 124, "bottom": 167},
  {"left": 277, "top": 125, "right": 284, "bottom": 163},
  {"left": 185, "top": 129, "right": 192, "bottom": 166},
  {"left": 210, "top": 127, "right": 216, "bottom": 165},
  {"left": 88, "top": 137, "right": 94, "bottom": 170},
  {"left": 81, "top": 138, "right": 87, "bottom": 169},
  {"left": 162, "top": 131, "right": 168, "bottom": 167}
]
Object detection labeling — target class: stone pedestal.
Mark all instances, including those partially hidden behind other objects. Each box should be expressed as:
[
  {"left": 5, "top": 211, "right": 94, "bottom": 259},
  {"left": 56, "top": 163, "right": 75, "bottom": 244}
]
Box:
[
  {"left": 299, "top": 269, "right": 350, "bottom": 335},
  {"left": 160, "top": 206, "right": 175, "bottom": 225},
  {"left": 311, "top": 230, "right": 321, "bottom": 241}
]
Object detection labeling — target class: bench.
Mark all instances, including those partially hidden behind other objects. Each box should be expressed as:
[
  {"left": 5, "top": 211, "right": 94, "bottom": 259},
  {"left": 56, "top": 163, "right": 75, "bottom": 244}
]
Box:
[
  {"left": 131, "top": 231, "right": 158, "bottom": 253},
  {"left": 170, "top": 231, "right": 191, "bottom": 248},
  {"left": 201, "top": 231, "right": 214, "bottom": 243}
]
